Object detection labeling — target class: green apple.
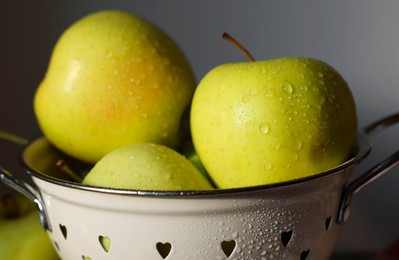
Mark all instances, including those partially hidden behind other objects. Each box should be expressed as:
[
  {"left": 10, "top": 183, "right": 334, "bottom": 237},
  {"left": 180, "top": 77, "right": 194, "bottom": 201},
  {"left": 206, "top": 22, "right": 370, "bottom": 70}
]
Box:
[
  {"left": 34, "top": 10, "right": 196, "bottom": 164},
  {"left": 82, "top": 143, "right": 214, "bottom": 191},
  {"left": 0, "top": 194, "right": 59, "bottom": 260},
  {"left": 190, "top": 57, "right": 357, "bottom": 189},
  {"left": 180, "top": 139, "right": 211, "bottom": 179}
]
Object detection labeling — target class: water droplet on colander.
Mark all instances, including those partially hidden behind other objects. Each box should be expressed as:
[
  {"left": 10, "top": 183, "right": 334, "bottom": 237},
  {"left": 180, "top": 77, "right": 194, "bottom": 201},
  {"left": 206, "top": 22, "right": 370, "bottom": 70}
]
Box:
[{"left": 259, "top": 123, "right": 270, "bottom": 135}]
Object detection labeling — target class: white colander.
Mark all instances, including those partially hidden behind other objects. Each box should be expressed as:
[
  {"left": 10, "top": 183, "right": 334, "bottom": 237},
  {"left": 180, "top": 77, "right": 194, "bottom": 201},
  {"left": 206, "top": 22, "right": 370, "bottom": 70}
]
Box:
[{"left": 1, "top": 113, "right": 399, "bottom": 260}]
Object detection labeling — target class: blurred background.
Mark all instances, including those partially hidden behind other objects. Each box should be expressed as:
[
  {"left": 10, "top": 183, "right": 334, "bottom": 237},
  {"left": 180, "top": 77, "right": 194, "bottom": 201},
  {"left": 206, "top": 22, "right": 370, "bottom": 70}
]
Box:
[{"left": 1, "top": 0, "right": 399, "bottom": 256}]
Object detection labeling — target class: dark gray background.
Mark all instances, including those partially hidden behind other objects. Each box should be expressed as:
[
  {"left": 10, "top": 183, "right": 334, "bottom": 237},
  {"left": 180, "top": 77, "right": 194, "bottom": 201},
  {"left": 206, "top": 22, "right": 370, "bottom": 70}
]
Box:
[{"left": 1, "top": 0, "right": 399, "bottom": 254}]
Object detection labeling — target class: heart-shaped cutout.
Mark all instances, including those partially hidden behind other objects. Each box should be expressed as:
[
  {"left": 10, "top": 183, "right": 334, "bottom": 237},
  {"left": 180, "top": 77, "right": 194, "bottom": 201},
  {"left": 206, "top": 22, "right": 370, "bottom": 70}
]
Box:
[
  {"left": 325, "top": 216, "right": 332, "bottom": 231},
  {"left": 221, "top": 240, "right": 236, "bottom": 257},
  {"left": 300, "top": 249, "right": 310, "bottom": 260},
  {"left": 59, "top": 224, "right": 67, "bottom": 239},
  {"left": 156, "top": 242, "right": 172, "bottom": 259},
  {"left": 281, "top": 230, "right": 293, "bottom": 248},
  {"left": 99, "top": 236, "right": 111, "bottom": 253}
]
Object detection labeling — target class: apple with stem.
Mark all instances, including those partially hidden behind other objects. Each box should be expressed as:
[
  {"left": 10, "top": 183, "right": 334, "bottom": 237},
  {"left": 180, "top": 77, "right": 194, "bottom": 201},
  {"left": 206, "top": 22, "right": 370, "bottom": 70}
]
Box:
[{"left": 190, "top": 33, "right": 357, "bottom": 189}]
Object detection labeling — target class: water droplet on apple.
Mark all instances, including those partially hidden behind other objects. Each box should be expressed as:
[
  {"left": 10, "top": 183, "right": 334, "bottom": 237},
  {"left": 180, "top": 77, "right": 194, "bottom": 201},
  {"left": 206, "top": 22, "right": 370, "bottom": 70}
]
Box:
[
  {"left": 296, "top": 140, "right": 303, "bottom": 149},
  {"left": 261, "top": 67, "right": 267, "bottom": 74},
  {"left": 265, "top": 162, "right": 272, "bottom": 170},
  {"left": 161, "top": 172, "right": 171, "bottom": 181},
  {"left": 281, "top": 82, "right": 293, "bottom": 94},
  {"left": 265, "top": 90, "right": 274, "bottom": 98},
  {"left": 299, "top": 73, "right": 305, "bottom": 79},
  {"left": 250, "top": 88, "right": 259, "bottom": 96},
  {"left": 317, "top": 72, "right": 324, "bottom": 78},
  {"left": 242, "top": 96, "right": 250, "bottom": 103},
  {"left": 300, "top": 85, "right": 308, "bottom": 91},
  {"left": 259, "top": 123, "right": 270, "bottom": 135},
  {"left": 106, "top": 50, "right": 113, "bottom": 58}
]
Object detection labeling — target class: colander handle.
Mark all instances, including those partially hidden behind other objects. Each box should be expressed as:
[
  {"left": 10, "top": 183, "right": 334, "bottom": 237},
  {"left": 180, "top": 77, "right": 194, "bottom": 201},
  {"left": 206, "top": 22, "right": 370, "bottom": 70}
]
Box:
[
  {"left": 0, "top": 131, "right": 51, "bottom": 231},
  {"left": 338, "top": 112, "right": 399, "bottom": 224}
]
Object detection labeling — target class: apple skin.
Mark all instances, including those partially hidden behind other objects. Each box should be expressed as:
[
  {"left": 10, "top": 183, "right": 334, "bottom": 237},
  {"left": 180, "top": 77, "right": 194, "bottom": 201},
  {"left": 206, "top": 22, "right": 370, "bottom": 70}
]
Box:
[
  {"left": 190, "top": 57, "right": 357, "bottom": 189},
  {"left": 82, "top": 143, "right": 214, "bottom": 191},
  {"left": 0, "top": 194, "right": 59, "bottom": 260},
  {"left": 34, "top": 10, "right": 196, "bottom": 164}
]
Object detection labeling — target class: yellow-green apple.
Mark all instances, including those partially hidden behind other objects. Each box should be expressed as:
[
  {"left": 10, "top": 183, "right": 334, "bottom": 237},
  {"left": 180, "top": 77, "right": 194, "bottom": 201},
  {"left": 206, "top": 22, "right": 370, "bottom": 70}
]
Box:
[
  {"left": 180, "top": 139, "right": 210, "bottom": 179},
  {"left": 190, "top": 57, "right": 357, "bottom": 189},
  {"left": 34, "top": 10, "right": 196, "bottom": 164},
  {"left": 0, "top": 194, "right": 59, "bottom": 260},
  {"left": 82, "top": 143, "right": 214, "bottom": 191}
]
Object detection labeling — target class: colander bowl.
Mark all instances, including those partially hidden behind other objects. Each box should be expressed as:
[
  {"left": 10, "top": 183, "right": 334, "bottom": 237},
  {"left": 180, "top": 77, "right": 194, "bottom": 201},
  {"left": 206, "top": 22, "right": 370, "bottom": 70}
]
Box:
[{"left": 1, "top": 113, "right": 399, "bottom": 260}]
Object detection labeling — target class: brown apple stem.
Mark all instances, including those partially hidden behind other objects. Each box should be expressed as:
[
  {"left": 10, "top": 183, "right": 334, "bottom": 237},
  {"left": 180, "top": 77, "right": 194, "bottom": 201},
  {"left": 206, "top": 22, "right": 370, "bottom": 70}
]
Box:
[
  {"left": 222, "top": 32, "right": 255, "bottom": 62},
  {"left": 56, "top": 159, "right": 83, "bottom": 182}
]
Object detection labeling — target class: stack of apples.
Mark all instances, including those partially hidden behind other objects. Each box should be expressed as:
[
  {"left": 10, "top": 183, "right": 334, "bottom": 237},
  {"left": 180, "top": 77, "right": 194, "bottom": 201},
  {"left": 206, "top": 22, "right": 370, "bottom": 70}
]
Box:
[
  {"left": 0, "top": 9, "right": 361, "bottom": 260},
  {"left": 34, "top": 10, "right": 357, "bottom": 191}
]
